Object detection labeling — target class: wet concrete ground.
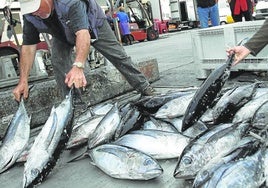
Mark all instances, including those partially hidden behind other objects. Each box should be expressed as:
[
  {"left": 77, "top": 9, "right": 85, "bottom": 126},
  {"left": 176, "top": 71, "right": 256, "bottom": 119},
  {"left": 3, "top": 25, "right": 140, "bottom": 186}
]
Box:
[{"left": 0, "top": 29, "right": 267, "bottom": 188}]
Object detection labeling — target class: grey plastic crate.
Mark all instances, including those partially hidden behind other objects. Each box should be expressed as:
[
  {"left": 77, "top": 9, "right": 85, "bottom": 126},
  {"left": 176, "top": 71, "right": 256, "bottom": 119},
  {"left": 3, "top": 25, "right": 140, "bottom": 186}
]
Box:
[{"left": 191, "top": 20, "right": 268, "bottom": 79}]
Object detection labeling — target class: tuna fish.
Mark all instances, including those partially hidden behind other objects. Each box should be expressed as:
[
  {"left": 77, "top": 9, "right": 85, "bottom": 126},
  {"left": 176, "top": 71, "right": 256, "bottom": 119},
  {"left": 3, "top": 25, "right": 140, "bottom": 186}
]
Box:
[
  {"left": 114, "top": 104, "right": 141, "bottom": 139},
  {"left": 232, "top": 93, "right": 268, "bottom": 124},
  {"left": 0, "top": 99, "right": 31, "bottom": 173},
  {"left": 142, "top": 117, "right": 178, "bottom": 133},
  {"left": 174, "top": 121, "right": 249, "bottom": 179},
  {"left": 154, "top": 92, "right": 195, "bottom": 119},
  {"left": 181, "top": 54, "right": 235, "bottom": 131},
  {"left": 212, "top": 83, "right": 258, "bottom": 124},
  {"left": 89, "top": 144, "right": 163, "bottom": 180},
  {"left": 251, "top": 100, "right": 268, "bottom": 130},
  {"left": 66, "top": 115, "right": 104, "bottom": 149},
  {"left": 134, "top": 90, "right": 195, "bottom": 113},
  {"left": 202, "top": 148, "right": 265, "bottom": 188},
  {"left": 193, "top": 136, "right": 260, "bottom": 188},
  {"left": 114, "top": 129, "right": 190, "bottom": 159},
  {"left": 87, "top": 102, "right": 121, "bottom": 149},
  {"left": 23, "top": 89, "right": 74, "bottom": 187}
]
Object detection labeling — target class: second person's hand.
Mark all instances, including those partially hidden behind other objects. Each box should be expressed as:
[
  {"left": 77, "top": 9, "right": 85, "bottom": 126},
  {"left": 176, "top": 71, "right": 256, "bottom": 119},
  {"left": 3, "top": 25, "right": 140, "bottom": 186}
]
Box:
[{"left": 226, "top": 46, "right": 251, "bottom": 66}]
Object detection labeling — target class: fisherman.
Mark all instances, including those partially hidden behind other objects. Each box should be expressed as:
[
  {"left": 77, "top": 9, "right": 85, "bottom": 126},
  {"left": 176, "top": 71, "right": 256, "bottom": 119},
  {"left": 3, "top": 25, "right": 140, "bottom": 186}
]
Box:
[
  {"left": 13, "top": 0, "right": 156, "bottom": 101},
  {"left": 227, "top": 19, "right": 268, "bottom": 65}
]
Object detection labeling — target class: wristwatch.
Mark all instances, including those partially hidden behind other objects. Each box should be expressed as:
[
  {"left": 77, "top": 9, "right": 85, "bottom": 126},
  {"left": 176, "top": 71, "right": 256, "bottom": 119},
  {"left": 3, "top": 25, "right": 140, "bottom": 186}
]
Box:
[{"left": 73, "top": 62, "right": 85, "bottom": 69}]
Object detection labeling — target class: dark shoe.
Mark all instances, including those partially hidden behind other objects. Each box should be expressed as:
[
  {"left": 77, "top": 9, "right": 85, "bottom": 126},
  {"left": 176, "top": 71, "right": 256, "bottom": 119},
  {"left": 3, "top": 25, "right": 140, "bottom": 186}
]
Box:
[{"left": 141, "top": 86, "right": 156, "bottom": 96}]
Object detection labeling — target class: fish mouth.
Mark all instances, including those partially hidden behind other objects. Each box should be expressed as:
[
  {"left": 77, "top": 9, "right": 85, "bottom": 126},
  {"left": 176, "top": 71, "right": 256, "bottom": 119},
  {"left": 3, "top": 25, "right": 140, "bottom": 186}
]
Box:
[
  {"left": 143, "top": 168, "right": 163, "bottom": 180},
  {"left": 173, "top": 170, "right": 194, "bottom": 179}
]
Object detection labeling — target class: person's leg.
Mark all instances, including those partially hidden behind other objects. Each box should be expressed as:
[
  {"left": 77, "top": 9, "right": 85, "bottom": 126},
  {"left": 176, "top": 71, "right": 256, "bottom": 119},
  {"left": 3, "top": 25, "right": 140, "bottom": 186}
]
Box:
[
  {"left": 92, "top": 21, "right": 151, "bottom": 93},
  {"left": 210, "top": 4, "right": 220, "bottom": 26},
  {"left": 232, "top": 14, "right": 243, "bottom": 22},
  {"left": 51, "top": 38, "right": 74, "bottom": 97},
  {"left": 127, "top": 34, "right": 132, "bottom": 45},
  {"left": 243, "top": 10, "right": 253, "bottom": 21},
  {"left": 197, "top": 7, "right": 209, "bottom": 28}
]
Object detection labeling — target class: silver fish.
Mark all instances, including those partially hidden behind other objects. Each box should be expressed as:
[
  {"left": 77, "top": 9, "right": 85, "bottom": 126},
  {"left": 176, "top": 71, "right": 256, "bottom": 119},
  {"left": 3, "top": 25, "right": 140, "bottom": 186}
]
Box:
[
  {"left": 66, "top": 115, "right": 104, "bottom": 149},
  {"left": 114, "top": 129, "right": 190, "bottom": 159},
  {"left": 134, "top": 90, "right": 195, "bottom": 112},
  {"left": 23, "top": 89, "right": 74, "bottom": 187},
  {"left": 89, "top": 144, "right": 163, "bottom": 180},
  {"left": 193, "top": 136, "right": 260, "bottom": 188},
  {"left": 0, "top": 99, "right": 31, "bottom": 173},
  {"left": 88, "top": 102, "right": 121, "bottom": 149},
  {"left": 163, "top": 117, "right": 183, "bottom": 132},
  {"left": 203, "top": 148, "right": 265, "bottom": 188},
  {"left": 233, "top": 93, "right": 268, "bottom": 124},
  {"left": 251, "top": 100, "right": 268, "bottom": 130},
  {"left": 114, "top": 105, "right": 141, "bottom": 139},
  {"left": 182, "top": 120, "right": 208, "bottom": 139},
  {"left": 212, "top": 83, "right": 258, "bottom": 124},
  {"left": 142, "top": 117, "right": 178, "bottom": 133},
  {"left": 174, "top": 122, "right": 249, "bottom": 179},
  {"left": 154, "top": 92, "right": 195, "bottom": 119},
  {"left": 23, "top": 110, "right": 57, "bottom": 188}
]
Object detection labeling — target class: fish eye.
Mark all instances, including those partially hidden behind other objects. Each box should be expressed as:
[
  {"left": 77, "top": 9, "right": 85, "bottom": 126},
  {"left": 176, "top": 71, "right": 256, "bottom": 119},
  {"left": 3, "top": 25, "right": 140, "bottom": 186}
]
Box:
[
  {"left": 202, "top": 170, "right": 210, "bottom": 179},
  {"left": 144, "top": 158, "right": 153, "bottom": 166},
  {"left": 182, "top": 157, "right": 192, "bottom": 165},
  {"left": 31, "top": 168, "right": 39, "bottom": 176}
]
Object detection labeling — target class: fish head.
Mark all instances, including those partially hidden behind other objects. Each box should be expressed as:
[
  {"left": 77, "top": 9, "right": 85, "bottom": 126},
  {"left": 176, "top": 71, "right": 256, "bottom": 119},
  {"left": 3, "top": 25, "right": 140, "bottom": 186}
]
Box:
[
  {"left": 23, "top": 168, "right": 40, "bottom": 188},
  {"left": 127, "top": 155, "right": 163, "bottom": 180},
  {"left": 173, "top": 154, "right": 198, "bottom": 179},
  {"left": 193, "top": 170, "right": 211, "bottom": 188}
]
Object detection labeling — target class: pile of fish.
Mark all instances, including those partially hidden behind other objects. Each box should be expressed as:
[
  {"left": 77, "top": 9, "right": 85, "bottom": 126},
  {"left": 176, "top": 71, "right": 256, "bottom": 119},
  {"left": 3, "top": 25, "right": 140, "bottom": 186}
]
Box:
[
  {"left": 2, "top": 80, "right": 268, "bottom": 187},
  {"left": 0, "top": 89, "right": 74, "bottom": 187},
  {"left": 62, "top": 82, "right": 268, "bottom": 187}
]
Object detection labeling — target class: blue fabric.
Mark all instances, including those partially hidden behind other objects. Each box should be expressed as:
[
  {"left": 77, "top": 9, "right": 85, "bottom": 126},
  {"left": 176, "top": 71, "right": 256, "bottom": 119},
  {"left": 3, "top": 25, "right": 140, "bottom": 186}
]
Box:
[
  {"left": 197, "top": 4, "right": 219, "bottom": 28},
  {"left": 116, "top": 11, "right": 130, "bottom": 35},
  {"left": 116, "top": 11, "right": 129, "bottom": 23},
  {"left": 119, "top": 22, "right": 130, "bottom": 35}
]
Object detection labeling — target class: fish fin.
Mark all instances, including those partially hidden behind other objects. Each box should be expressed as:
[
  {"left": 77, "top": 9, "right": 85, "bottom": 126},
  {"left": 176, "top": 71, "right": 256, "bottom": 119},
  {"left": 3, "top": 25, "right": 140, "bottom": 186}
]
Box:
[{"left": 66, "top": 147, "right": 88, "bottom": 163}]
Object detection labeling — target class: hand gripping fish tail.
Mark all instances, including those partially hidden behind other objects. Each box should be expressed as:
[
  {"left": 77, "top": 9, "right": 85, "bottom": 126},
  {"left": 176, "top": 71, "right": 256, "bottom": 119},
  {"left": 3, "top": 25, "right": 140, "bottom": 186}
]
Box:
[{"left": 181, "top": 38, "right": 248, "bottom": 132}]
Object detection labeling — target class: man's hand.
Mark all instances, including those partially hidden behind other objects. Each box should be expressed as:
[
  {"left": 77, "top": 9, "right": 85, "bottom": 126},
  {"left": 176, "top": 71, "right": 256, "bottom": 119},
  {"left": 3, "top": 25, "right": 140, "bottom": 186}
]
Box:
[
  {"left": 13, "top": 81, "right": 29, "bottom": 102},
  {"left": 226, "top": 46, "right": 251, "bottom": 66},
  {"left": 65, "top": 66, "right": 87, "bottom": 89}
]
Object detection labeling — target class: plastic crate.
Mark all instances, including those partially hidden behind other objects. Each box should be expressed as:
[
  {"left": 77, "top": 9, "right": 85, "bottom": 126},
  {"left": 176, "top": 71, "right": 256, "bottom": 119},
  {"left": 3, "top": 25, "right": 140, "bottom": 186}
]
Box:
[{"left": 191, "top": 20, "right": 268, "bottom": 79}]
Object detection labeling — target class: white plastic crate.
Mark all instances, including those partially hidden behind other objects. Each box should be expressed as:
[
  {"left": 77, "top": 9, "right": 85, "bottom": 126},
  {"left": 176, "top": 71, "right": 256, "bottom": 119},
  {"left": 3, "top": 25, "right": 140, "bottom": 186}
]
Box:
[{"left": 191, "top": 20, "right": 268, "bottom": 79}]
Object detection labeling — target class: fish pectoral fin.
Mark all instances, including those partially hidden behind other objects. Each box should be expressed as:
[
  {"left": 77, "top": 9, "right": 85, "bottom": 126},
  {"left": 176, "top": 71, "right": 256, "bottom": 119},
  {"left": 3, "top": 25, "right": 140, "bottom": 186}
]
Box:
[
  {"left": 66, "top": 147, "right": 88, "bottom": 163},
  {"left": 0, "top": 154, "right": 16, "bottom": 173},
  {"left": 89, "top": 161, "right": 96, "bottom": 166}
]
